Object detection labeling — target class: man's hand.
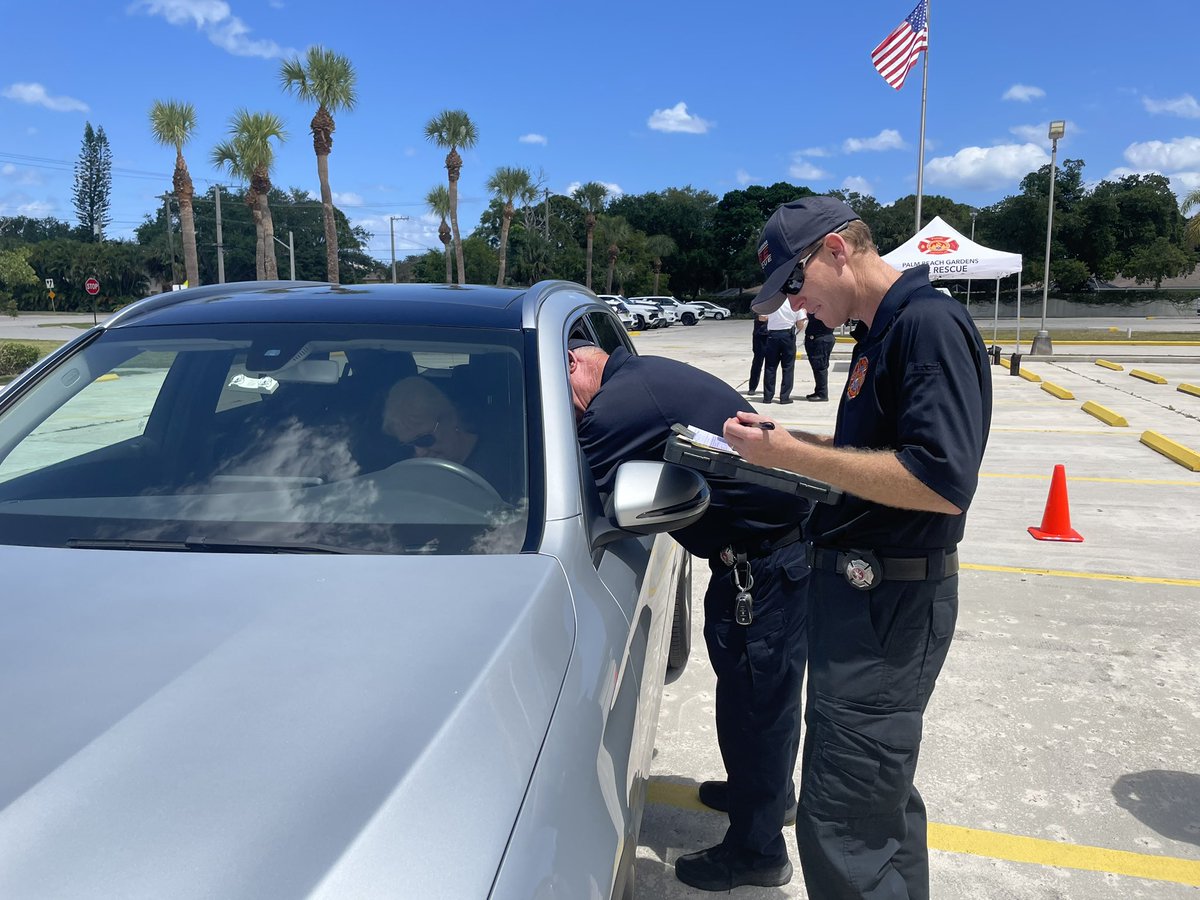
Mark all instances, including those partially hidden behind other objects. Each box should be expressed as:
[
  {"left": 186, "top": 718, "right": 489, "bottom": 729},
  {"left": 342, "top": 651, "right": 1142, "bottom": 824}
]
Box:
[{"left": 724, "top": 411, "right": 792, "bottom": 467}]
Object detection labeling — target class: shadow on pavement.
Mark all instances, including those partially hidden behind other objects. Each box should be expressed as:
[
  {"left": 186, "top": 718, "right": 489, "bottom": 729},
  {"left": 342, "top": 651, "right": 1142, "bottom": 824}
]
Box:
[{"left": 1111, "top": 770, "right": 1200, "bottom": 847}]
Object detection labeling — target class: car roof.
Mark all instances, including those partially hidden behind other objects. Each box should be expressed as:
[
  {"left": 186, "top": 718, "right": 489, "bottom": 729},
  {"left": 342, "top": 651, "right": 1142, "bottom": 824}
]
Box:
[{"left": 106, "top": 282, "right": 530, "bottom": 330}]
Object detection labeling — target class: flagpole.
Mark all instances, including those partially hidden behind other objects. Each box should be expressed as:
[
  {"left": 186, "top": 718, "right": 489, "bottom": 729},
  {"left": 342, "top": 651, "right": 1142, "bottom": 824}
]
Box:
[{"left": 914, "top": 0, "right": 929, "bottom": 232}]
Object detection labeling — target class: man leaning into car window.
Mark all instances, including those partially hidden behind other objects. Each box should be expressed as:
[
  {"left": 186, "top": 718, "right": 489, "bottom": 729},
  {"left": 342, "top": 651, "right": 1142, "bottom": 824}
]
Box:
[{"left": 568, "top": 338, "right": 809, "bottom": 892}]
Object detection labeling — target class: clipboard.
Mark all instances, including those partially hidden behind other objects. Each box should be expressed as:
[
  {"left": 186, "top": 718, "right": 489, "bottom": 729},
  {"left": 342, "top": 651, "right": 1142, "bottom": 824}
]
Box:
[{"left": 664, "top": 427, "right": 843, "bottom": 505}]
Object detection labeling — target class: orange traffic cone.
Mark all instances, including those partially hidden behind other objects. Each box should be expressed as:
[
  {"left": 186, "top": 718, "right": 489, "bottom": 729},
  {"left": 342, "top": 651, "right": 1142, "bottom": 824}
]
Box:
[{"left": 1028, "top": 464, "right": 1083, "bottom": 542}]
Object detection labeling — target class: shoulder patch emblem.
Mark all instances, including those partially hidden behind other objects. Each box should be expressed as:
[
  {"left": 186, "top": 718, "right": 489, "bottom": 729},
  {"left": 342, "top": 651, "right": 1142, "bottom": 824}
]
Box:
[{"left": 847, "top": 356, "right": 869, "bottom": 399}]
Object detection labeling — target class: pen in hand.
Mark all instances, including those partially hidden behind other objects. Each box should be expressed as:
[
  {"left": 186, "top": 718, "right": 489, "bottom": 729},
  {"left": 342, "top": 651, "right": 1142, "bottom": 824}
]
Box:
[{"left": 756, "top": 421, "right": 775, "bottom": 431}]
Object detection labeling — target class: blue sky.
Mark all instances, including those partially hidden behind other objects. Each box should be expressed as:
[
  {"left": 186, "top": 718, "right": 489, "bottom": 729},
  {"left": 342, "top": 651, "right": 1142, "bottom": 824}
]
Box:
[{"left": 2, "top": 0, "right": 1198, "bottom": 266}]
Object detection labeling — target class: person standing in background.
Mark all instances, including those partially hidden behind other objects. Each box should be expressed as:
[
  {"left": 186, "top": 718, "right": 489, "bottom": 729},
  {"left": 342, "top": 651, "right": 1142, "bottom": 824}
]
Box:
[
  {"left": 803, "top": 313, "right": 836, "bottom": 402},
  {"left": 762, "top": 300, "right": 800, "bottom": 404},
  {"left": 745, "top": 314, "right": 769, "bottom": 396}
]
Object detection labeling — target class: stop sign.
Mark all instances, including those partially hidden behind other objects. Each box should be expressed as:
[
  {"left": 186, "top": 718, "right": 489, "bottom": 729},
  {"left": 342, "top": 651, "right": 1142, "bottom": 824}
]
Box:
[{"left": 84, "top": 277, "right": 100, "bottom": 296}]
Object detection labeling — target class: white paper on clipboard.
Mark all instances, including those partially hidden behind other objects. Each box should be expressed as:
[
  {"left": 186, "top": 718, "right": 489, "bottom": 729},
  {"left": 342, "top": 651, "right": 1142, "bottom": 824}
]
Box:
[{"left": 677, "top": 424, "right": 737, "bottom": 455}]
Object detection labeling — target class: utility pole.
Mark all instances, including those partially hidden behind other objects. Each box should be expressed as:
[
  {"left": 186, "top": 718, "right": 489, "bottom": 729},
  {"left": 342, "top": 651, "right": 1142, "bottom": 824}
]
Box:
[
  {"left": 160, "top": 193, "right": 177, "bottom": 286},
  {"left": 214, "top": 185, "right": 226, "bottom": 284},
  {"left": 272, "top": 231, "right": 296, "bottom": 280},
  {"left": 389, "top": 216, "right": 409, "bottom": 283}
]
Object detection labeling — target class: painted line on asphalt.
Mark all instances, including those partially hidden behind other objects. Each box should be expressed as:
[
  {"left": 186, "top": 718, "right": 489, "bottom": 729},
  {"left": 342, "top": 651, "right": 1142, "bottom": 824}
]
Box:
[
  {"left": 646, "top": 782, "right": 1200, "bottom": 887},
  {"left": 961, "top": 563, "right": 1200, "bottom": 588},
  {"left": 980, "top": 472, "right": 1200, "bottom": 486},
  {"left": 928, "top": 822, "right": 1200, "bottom": 887}
]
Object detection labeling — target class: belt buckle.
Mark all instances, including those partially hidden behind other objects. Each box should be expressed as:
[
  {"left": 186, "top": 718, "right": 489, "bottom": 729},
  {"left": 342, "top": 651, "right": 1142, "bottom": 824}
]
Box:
[
  {"left": 840, "top": 550, "right": 880, "bottom": 591},
  {"left": 718, "top": 546, "right": 737, "bottom": 568}
]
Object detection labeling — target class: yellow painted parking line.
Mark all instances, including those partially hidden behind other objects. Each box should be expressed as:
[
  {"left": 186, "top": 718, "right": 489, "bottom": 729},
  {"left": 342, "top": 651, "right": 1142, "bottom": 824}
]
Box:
[
  {"left": 1179, "top": 383, "right": 1200, "bottom": 398},
  {"left": 961, "top": 562, "right": 1200, "bottom": 588},
  {"left": 1095, "top": 358, "right": 1124, "bottom": 370},
  {"left": 980, "top": 473, "right": 1200, "bottom": 486},
  {"left": 96, "top": 373, "right": 119, "bottom": 382},
  {"left": 929, "top": 822, "right": 1200, "bottom": 887},
  {"left": 646, "top": 782, "right": 1200, "bottom": 887},
  {"left": 990, "top": 426, "right": 1126, "bottom": 435}
]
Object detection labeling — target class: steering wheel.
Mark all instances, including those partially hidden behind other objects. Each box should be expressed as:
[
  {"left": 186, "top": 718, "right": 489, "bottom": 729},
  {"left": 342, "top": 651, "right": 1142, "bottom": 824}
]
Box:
[{"left": 387, "top": 456, "right": 504, "bottom": 505}]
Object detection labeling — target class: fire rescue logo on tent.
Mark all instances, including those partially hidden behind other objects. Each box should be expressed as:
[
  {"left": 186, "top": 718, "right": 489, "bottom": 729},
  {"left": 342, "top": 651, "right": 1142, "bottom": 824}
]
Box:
[
  {"left": 847, "top": 356, "right": 869, "bottom": 399},
  {"left": 918, "top": 235, "right": 958, "bottom": 255},
  {"left": 757, "top": 240, "right": 772, "bottom": 269}
]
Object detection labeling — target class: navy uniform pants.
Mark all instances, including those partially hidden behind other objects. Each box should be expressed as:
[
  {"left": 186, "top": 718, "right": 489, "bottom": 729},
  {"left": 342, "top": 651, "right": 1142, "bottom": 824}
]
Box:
[
  {"left": 796, "top": 566, "right": 958, "bottom": 899},
  {"left": 763, "top": 329, "right": 796, "bottom": 402},
  {"left": 804, "top": 333, "right": 835, "bottom": 399},
  {"left": 748, "top": 326, "right": 768, "bottom": 393},
  {"left": 703, "top": 541, "right": 809, "bottom": 863}
]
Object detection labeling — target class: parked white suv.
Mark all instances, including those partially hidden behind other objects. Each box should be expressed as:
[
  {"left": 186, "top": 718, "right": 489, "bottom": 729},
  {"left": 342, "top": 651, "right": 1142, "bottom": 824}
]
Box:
[
  {"left": 598, "top": 296, "right": 635, "bottom": 329},
  {"left": 629, "top": 296, "right": 705, "bottom": 326},
  {"left": 597, "top": 295, "right": 663, "bottom": 330},
  {"left": 692, "top": 301, "right": 732, "bottom": 320}
]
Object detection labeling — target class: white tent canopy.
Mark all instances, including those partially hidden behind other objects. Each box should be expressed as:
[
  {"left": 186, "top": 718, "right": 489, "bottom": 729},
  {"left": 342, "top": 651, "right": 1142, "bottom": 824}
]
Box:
[{"left": 882, "top": 216, "right": 1021, "bottom": 280}]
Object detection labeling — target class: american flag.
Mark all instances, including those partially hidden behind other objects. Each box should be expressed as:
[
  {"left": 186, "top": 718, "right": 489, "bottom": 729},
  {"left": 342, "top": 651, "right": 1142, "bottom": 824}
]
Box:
[{"left": 871, "top": 0, "right": 929, "bottom": 90}]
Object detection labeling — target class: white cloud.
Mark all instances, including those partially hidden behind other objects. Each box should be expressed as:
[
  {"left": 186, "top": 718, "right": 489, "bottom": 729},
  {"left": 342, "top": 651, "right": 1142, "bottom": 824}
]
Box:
[
  {"left": 843, "top": 129, "right": 906, "bottom": 153},
  {"left": 1169, "top": 172, "right": 1200, "bottom": 195},
  {"left": 2, "top": 82, "right": 88, "bottom": 113},
  {"left": 565, "top": 181, "right": 624, "bottom": 197},
  {"left": 518, "top": 133, "right": 547, "bottom": 145},
  {"left": 801, "top": 147, "right": 830, "bottom": 158},
  {"left": 1142, "top": 94, "right": 1200, "bottom": 119},
  {"left": 1009, "top": 120, "right": 1081, "bottom": 145},
  {"left": 788, "top": 156, "right": 829, "bottom": 181},
  {"left": 842, "top": 176, "right": 874, "bottom": 196},
  {"left": 131, "top": 0, "right": 294, "bottom": 59},
  {"left": 1003, "top": 84, "right": 1045, "bottom": 103},
  {"left": 735, "top": 169, "right": 759, "bottom": 186},
  {"left": 0, "top": 193, "right": 56, "bottom": 217},
  {"left": 647, "top": 102, "right": 713, "bottom": 135},
  {"left": 924, "top": 143, "right": 1050, "bottom": 190},
  {"left": 331, "top": 191, "right": 363, "bottom": 206},
  {"left": 0, "top": 164, "right": 44, "bottom": 187},
  {"left": 1123, "top": 136, "right": 1200, "bottom": 171}
]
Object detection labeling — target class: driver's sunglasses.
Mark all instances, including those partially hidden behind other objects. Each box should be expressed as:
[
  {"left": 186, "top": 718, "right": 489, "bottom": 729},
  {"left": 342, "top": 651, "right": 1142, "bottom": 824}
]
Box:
[{"left": 400, "top": 421, "right": 440, "bottom": 449}]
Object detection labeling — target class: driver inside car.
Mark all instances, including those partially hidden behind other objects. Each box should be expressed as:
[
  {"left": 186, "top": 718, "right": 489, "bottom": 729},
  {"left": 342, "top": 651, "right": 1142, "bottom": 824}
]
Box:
[{"left": 381, "top": 375, "right": 509, "bottom": 497}]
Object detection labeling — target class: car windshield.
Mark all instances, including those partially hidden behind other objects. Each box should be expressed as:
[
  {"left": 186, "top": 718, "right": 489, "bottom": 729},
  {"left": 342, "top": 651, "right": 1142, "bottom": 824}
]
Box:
[{"left": 0, "top": 323, "right": 531, "bottom": 555}]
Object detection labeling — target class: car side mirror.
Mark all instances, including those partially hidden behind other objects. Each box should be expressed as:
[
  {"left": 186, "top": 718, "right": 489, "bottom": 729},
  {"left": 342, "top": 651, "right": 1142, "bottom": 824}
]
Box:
[{"left": 593, "top": 459, "right": 709, "bottom": 541}]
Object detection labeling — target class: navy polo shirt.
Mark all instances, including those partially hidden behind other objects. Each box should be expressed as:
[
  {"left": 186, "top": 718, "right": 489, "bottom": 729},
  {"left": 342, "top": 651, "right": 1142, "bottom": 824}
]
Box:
[
  {"left": 807, "top": 265, "right": 992, "bottom": 554},
  {"left": 578, "top": 347, "right": 809, "bottom": 559}
]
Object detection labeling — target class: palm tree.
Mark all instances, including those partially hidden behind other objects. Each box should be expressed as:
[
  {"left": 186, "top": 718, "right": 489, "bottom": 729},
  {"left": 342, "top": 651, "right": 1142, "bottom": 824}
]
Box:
[
  {"left": 212, "top": 110, "right": 287, "bottom": 280},
  {"left": 572, "top": 182, "right": 609, "bottom": 290},
  {"left": 596, "top": 215, "right": 633, "bottom": 295},
  {"left": 646, "top": 234, "right": 677, "bottom": 295},
  {"left": 424, "top": 110, "right": 479, "bottom": 285},
  {"left": 425, "top": 184, "right": 454, "bottom": 284},
  {"left": 279, "top": 46, "right": 357, "bottom": 284},
  {"left": 148, "top": 100, "right": 200, "bottom": 287},
  {"left": 487, "top": 166, "right": 532, "bottom": 286},
  {"left": 1183, "top": 188, "right": 1200, "bottom": 248}
]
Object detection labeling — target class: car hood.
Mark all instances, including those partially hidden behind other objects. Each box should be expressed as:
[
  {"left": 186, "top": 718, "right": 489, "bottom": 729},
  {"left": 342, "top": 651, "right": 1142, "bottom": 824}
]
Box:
[{"left": 0, "top": 547, "right": 574, "bottom": 899}]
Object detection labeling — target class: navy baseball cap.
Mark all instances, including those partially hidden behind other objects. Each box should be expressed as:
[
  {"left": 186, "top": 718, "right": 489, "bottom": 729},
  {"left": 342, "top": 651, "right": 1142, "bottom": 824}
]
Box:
[
  {"left": 567, "top": 338, "right": 596, "bottom": 351},
  {"left": 751, "top": 196, "right": 860, "bottom": 314}
]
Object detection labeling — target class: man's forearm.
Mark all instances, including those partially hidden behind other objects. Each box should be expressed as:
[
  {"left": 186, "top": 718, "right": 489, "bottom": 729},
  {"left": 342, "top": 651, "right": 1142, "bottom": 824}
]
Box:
[{"left": 757, "top": 440, "right": 960, "bottom": 514}]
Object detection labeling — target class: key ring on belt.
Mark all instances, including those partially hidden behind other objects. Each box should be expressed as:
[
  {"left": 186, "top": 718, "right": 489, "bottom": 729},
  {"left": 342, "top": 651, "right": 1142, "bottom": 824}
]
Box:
[{"left": 731, "top": 553, "right": 753, "bottom": 594}]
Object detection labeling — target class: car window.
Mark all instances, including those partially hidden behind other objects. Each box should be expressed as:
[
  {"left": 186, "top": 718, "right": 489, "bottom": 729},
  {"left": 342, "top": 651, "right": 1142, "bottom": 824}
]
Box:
[
  {"left": 0, "top": 324, "right": 530, "bottom": 555},
  {"left": 585, "top": 311, "right": 627, "bottom": 354}
]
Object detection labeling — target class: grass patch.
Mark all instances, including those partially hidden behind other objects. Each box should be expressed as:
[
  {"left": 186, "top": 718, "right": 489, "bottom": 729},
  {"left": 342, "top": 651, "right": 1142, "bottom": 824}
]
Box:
[
  {"left": 0, "top": 339, "right": 63, "bottom": 358},
  {"left": 37, "top": 322, "right": 94, "bottom": 330}
]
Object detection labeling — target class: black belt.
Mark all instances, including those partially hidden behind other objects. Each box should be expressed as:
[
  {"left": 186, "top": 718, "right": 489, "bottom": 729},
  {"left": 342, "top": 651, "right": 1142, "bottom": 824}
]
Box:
[
  {"left": 768, "top": 328, "right": 795, "bottom": 334},
  {"left": 714, "top": 525, "right": 803, "bottom": 567},
  {"left": 808, "top": 546, "right": 958, "bottom": 590}
]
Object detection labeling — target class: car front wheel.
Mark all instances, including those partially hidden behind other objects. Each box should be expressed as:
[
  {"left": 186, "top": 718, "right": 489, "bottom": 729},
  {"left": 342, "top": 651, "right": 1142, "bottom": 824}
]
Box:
[
  {"left": 682, "top": 313, "right": 696, "bottom": 326},
  {"left": 633, "top": 315, "right": 646, "bottom": 330},
  {"left": 714, "top": 312, "right": 725, "bottom": 320}
]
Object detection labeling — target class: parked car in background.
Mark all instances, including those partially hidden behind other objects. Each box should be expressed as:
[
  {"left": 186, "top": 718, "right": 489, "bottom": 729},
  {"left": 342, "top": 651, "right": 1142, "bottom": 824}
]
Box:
[
  {"left": 0, "top": 280, "right": 707, "bottom": 900},
  {"left": 599, "top": 294, "right": 664, "bottom": 330},
  {"left": 692, "top": 301, "right": 732, "bottom": 320},
  {"left": 629, "top": 295, "right": 705, "bottom": 326},
  {"left": 600, "top": 295, "right": 635, "bottom": 329}
]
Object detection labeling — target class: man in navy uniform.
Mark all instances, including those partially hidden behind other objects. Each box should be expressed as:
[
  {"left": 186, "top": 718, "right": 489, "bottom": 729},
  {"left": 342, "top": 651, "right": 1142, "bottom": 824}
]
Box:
[
  {"left": 802, "top": 311, "right": 835, "bottom": 401},
  {"left": 568, "top": 339, "right": 809, "bottom": 891},
  {"left": 724, "top": 197, "right": 991, "bottom": 900}
]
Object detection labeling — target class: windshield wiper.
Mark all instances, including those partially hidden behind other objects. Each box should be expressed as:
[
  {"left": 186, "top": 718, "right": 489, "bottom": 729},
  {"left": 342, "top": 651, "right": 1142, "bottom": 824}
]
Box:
[{"left": 66, "top": 537, "right": 363, "bottom": 554}]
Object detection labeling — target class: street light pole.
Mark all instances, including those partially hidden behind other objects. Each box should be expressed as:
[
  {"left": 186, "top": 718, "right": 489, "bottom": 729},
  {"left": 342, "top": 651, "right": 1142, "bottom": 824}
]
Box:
[
  {"left": 271, "top": 231, "right": 296, "bottom": 280},
  {"left": 388, "top": 216, "right": 410, "bottom": 283},
  {"left": 1032, "top": 120, "right": 1065, "bottom": 356},
  {"left": 965, "top": 210, "right": 978, "bottom": 310}
]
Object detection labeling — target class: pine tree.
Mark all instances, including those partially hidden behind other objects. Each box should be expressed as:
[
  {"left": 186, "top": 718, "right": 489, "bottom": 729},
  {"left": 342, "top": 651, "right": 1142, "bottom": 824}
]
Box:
[{"left": 72, "top": 122, "right": 112, "bottom": 242}]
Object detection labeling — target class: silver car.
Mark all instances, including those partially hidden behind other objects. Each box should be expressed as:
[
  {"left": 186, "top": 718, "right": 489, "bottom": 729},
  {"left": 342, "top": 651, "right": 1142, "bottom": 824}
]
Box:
[{"left": 0, "top": 280, "right": 706, "bottom": 899}]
